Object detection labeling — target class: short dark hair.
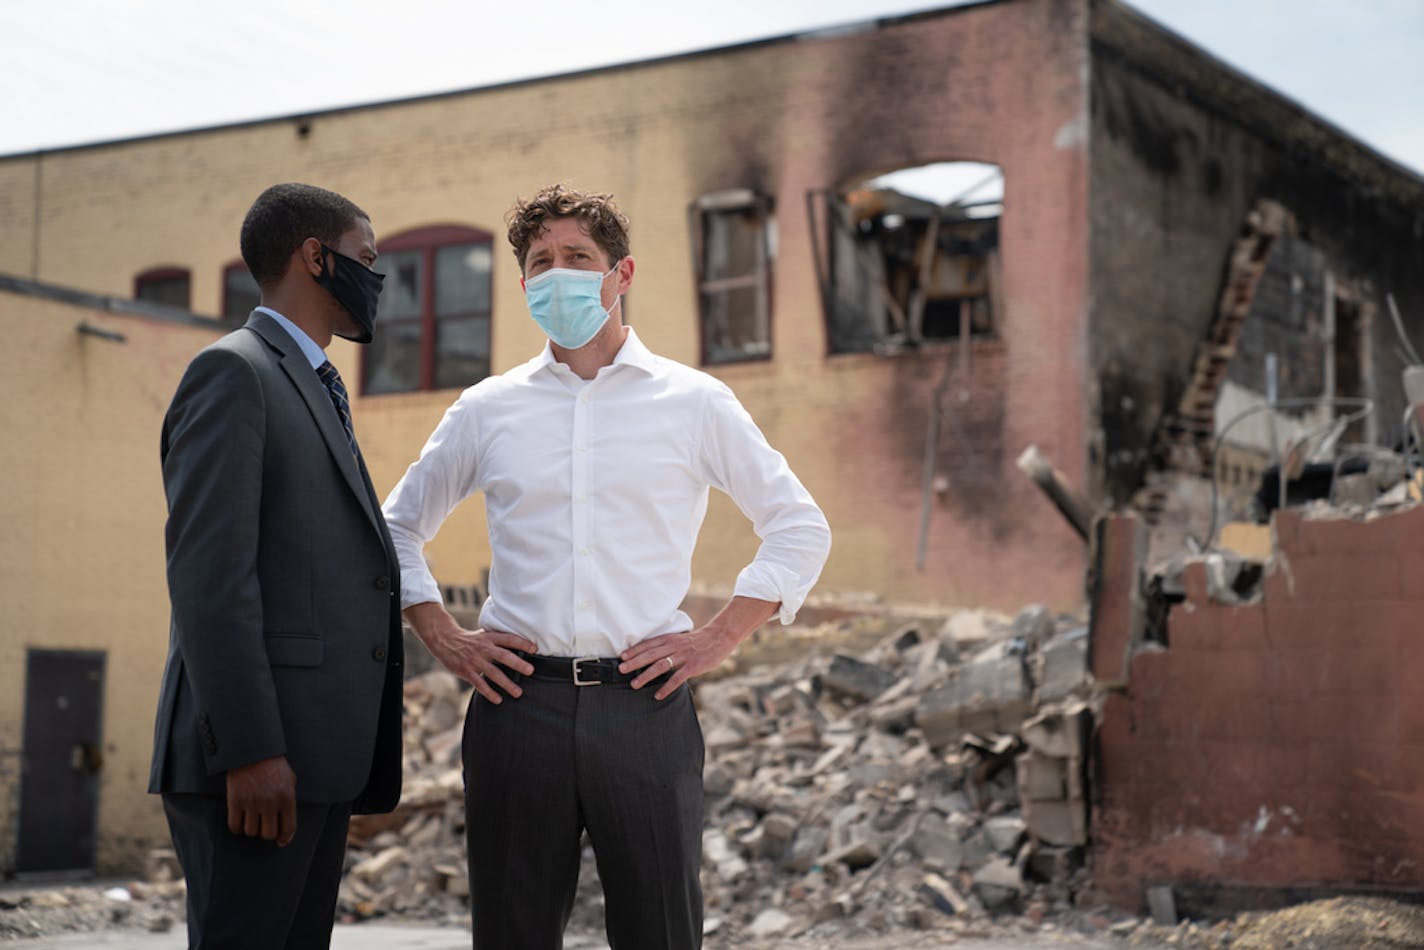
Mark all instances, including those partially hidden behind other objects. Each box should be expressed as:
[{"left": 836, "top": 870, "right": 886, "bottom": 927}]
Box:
[
  {"left": 239, "top": 183, "right": 368, "bottom": 286},
  {"left": 505, "top": 183, "right": 630, "bottom": 273}
]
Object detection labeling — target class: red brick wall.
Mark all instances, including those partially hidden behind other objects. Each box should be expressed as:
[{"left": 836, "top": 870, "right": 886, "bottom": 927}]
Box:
[{"left": 1092, "top": 506, "right": 1424, "bottom": 909}]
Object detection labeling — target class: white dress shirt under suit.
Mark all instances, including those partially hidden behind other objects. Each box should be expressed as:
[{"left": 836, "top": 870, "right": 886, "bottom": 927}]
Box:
[{"left": 382, "top": 328, "right": 831, "bottom": 658}]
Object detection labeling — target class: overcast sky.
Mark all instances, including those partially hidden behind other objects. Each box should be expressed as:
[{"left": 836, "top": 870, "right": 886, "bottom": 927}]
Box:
[{"left": 2, "top": 0, "right": 1421, "bottom": 176}]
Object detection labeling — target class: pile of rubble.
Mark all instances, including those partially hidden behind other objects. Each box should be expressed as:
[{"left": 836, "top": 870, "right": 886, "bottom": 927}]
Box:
[
  {"left": 690, "top": 606, "right": 1101, "bottom": 943},
  {"left": 339, "top": 604, "right": 1134, "bottom": 943},
  {"left": 340, "top": 671, "right": 471, "bottom": 925},
  {"left": 0, "top": 866, "right": 184, "bottom": 941},
  {"left": 14, "top": 604, "right": 1424, "bottom": 947}
]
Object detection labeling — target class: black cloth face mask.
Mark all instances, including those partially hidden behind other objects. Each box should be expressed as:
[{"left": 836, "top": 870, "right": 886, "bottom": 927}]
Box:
[{"left": 314, "top": 245, "right": 384, "bottom": 344}]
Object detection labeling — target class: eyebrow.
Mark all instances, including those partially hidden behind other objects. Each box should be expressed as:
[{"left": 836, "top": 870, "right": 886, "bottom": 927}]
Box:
[{"left": 533, "top": 239, "right": 596, "bottom": 255}]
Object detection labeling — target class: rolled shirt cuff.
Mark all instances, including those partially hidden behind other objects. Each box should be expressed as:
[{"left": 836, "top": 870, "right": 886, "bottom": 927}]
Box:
[
  {"left": 733, "top": 561, "right": 807, "bottom": 626},
  {"left": 398, "top": 569, "right": 444, "bottom": 611}
]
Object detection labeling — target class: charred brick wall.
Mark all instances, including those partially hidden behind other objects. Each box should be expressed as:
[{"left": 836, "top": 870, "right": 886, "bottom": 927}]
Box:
[
  {"left": 1091, "top": 506, "right": 1424, "bottom": 910},
  {"left": 1087, "top": 0, "right": 1424, "bottom": 504},
  {"left": 0, "top": 0, "right": 1096, "bottom": 610}
]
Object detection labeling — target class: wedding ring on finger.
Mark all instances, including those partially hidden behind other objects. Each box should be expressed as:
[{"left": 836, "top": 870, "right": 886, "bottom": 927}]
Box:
[{"left": 665, "top": 656, "right": 675, "bottom": 671}]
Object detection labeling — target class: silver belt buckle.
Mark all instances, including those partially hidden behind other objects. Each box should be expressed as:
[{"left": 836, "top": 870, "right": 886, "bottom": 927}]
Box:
[{"left": 572, "top": 656, "right": 602, "bottom": 686}]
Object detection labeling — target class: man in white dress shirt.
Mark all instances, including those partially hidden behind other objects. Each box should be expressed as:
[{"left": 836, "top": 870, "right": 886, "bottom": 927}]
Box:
[{"left": 382, "top": 183, "right": 831, "bottom": 949}]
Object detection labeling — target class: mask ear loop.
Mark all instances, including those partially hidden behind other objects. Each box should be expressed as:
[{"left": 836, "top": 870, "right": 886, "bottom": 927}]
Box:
[{"left": 602, "top": 258, "right": 625, "bottom": 319}]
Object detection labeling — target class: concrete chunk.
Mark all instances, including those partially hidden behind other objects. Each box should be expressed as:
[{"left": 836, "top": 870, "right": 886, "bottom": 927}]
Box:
[
  {"left": 1017, "top": 750, "right": 1082, "bottom": 801},
  {"left": 1020, "top": 704, "right": 1088, "bottom": 759},
  {"left": 784, "top": 826, "right": 830, "bottom": 873},
  {"left": 971, "top": 857, "right": 1023, "bottom": 910},
  {"left": 1011, "top": 603, "right": 1056, "bottom": 645},
  {"left": 1021, "top": 797, "right": 1087, "bottom": 847},
  {"left": 353, "top": 846, "right": 408, "bottom": 882},
  {"left": 1146, "top": 884, "right": 1177, "bottom": 925},
  {"left": 908, "top": 820, "right": 963, "bottom": 873},
  {"left": 748, "top": 908, "right": 795, "bottom": 937},
  {"left": 823, "top": 835, "right": 882, "bottom": 870},
  {"left": 916, "top": 648, "right": 1031, "bottom": 748},
  {"left": 821, "top": 653, "right": 900, "bottom": 702},
  {"left": 1034, "top": 627, "right": 1089, "bottom": 703},
  {"left": 984, "top": 815, "right": 1027, "bottom": 854}
]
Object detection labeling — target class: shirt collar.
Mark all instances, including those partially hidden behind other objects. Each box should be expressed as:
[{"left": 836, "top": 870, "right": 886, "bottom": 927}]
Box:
[
  {"left": 256, "top": 306, "right": 326, "bottom": 370},
  {"left": 534, "top": 326, "right": 658, "bottom": 378}
]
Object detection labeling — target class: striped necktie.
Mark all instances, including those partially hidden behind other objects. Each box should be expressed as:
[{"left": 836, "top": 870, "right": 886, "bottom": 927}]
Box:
[{"left": 316, "top": 361, "right": 360, "bottom": 459}]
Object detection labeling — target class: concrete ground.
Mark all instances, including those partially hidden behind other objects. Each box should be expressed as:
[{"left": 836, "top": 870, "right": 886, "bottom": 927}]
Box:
[
  {"left": 1, "top": 925, "right": 1125, "bottom": 950},
  {"left": 2, "top": 924, "right": 467, "bottom": 949}
]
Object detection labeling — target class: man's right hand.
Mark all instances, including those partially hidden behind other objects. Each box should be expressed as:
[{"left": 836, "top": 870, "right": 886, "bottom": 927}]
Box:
[
  {"left": 404, "top": 602, "right": 537, "bottom": 703},
  {"left": 226, "top": 755, "right": 297, "bottom": 846}
]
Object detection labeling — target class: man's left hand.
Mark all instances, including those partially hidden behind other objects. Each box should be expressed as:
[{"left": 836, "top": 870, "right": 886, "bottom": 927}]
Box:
[{"left": 619, "top": 595, "right": 779, "bottom": 700}]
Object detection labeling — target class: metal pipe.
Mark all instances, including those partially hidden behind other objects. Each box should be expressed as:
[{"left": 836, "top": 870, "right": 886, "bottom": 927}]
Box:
[
  {"left": 1016, "top": 444, "right": 1094, "bottom": 542},
  {"left": 76, "top": 322, "right": 127, "bottom": 343}
]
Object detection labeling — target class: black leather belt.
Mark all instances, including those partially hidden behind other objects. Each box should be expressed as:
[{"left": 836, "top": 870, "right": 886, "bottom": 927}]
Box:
[{"left": 521, "top": 654, "right": 657, "bottom": 686}]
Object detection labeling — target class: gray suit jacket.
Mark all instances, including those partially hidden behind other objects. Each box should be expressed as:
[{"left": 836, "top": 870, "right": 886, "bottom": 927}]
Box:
[{"left": 149, "top": 311, "right": 403, "bottom": 813}]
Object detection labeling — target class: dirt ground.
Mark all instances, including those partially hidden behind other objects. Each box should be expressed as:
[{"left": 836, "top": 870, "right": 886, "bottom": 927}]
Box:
[
  {"left": 7, "top": 877, "right": 1424, "bottom": 948},
  {"left": 0, "top": 876, "right": 1123, "bottom": 947}
]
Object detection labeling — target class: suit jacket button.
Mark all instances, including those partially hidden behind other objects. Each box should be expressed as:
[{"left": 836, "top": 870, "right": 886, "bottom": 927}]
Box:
[
  {"left": 372, "top": 647, "right": 387, "bottom": 661},
  {"left": 374, "top": 576, "right": 390, "bottom": 591}
]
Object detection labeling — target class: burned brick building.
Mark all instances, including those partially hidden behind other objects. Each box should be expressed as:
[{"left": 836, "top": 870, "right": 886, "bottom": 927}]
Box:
[{"left": 2, "top": 0, "right": 1423, "bottom": 877}]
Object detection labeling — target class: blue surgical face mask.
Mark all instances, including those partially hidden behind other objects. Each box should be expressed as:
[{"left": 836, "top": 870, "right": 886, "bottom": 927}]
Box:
[{"left": 523, "top": 260, "right": 622, "bottom": 350}]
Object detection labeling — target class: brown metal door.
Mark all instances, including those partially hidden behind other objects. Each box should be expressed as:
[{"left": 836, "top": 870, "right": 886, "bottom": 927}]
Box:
[{"left": 16, "top": 650, "right": 106, "bottom": 873}]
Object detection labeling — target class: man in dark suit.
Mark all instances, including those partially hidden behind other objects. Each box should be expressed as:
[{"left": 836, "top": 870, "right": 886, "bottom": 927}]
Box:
[{"left": 149, "top": 183, "right": 403, "bottom": 949}]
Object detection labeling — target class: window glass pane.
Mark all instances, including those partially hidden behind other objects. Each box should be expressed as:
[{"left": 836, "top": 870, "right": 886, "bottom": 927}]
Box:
[
  {"left": 223, "top": 267, "right": 260, "bottom": 324},
  {"left": 363, "top": 319, "right": 422, "bottom": 395},
  {"left": 136, "top": 274, "right": 191, "bottom": 309},
  {"left": 699, "top": 203, "right": 769, "bottom": 364},
  {"left": 702, "top": 287, "right": 769, "bottom": 364},
  {"left": 435, "top": 316, "right": 491, "bottom": 390},
  {"left": 376, "top": 250, "right": 424, "bottom": 322},
  {"left": 435, "top": 242, "right": 492, "bottom": 317},
  {"left": 702, "top": 209, "right": 762, "bottom": 281}
]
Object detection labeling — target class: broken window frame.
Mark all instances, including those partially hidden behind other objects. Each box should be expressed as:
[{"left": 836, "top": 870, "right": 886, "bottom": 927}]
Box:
[
  {"left": 807, "top": 181, "right": 1001, "bottom": 357},
  {"left": 688, "top": 189, "right": 775, "bottom": 366}
]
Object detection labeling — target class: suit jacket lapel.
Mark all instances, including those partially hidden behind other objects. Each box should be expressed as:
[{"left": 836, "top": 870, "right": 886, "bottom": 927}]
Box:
[{"left": 245, "top": 313, "right": 386, "bottom": 539}]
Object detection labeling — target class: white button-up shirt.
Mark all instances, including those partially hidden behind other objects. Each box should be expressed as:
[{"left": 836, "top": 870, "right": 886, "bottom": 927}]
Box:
[{"left": 382, "top": 329, "right": 831, "bottom": 658}]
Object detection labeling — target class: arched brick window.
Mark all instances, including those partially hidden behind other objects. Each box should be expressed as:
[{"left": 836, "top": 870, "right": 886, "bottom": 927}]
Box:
[
  {"left": 364, "top": 225, "right": 493, "bottom": 395},
  {"left": 134, "top": 266, "right": 191, "bottom": 309}
]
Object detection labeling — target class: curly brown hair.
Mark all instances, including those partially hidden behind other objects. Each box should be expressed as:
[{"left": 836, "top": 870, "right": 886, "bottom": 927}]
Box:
[{"left": 505, "top": 183, "right": 630, "bottom": 273}]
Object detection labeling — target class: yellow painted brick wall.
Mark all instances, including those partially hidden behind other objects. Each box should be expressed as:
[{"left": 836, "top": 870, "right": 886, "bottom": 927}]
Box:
[
  {"left": 0, "top": 158, "right": 39, "bottom": 279},
  {"left": 0, "top": 291, "right": 223, "bottom": 872},
  {"left": 1, "top": 0, "right": 1093, "bottom": 625}
]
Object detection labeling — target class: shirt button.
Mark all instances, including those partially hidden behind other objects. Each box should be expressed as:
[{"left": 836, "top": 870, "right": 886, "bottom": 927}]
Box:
[
  {"left": 372, "top": 647, "right": 387, "bottom": 661},
  {"left": 580, "top": 547, "right": 590, "bottom": 556},
  {"left": 576, "top": 443, "right": 588, "bottom": 452},
  {"left": 579, "top": 602, "right": 592, "bottom": 610},
  {"left": 578, "top": 393, "right": 589, "bottom": 403}
]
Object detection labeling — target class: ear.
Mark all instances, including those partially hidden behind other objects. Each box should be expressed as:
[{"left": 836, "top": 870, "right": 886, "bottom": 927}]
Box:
[
  {"left": 299, "top": 237, "right": 327, "bottom": 278},
  {"left": 614, "top": 256, "right": 635, "bottom": 295}
]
